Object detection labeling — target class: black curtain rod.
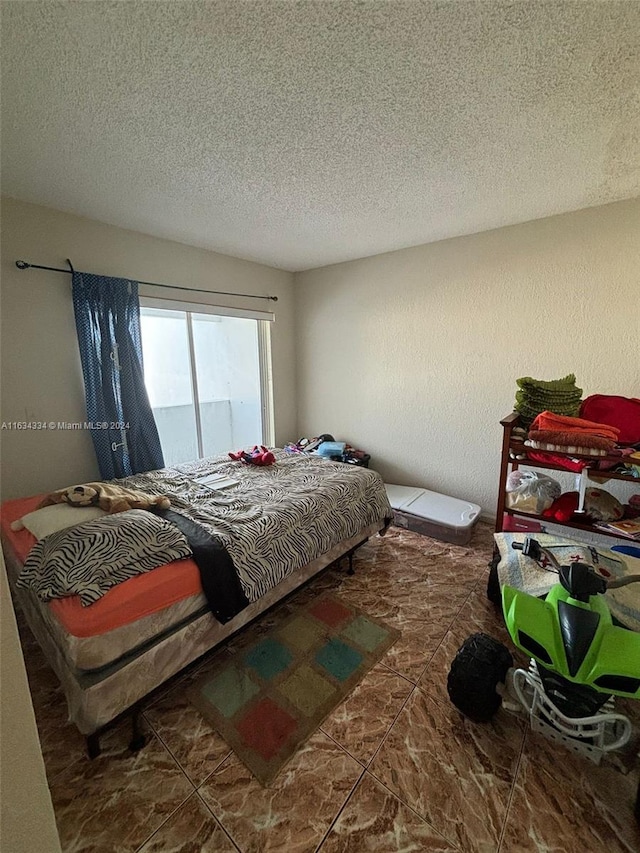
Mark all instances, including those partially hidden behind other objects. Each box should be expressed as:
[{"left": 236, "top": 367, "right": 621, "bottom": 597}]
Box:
[{"left": 15, "top": 260, "right": 278, "bottom": 302}]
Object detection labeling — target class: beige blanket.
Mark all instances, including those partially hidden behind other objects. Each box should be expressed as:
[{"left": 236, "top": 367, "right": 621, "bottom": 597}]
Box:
[{"left": 495, "top": 532, "right": 640, "bottom": 631}]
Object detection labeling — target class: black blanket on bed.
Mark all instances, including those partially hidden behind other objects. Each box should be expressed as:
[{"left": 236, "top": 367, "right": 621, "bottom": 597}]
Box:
[{"left": 156, "top": 508, "right": 249, "bottom": 623}]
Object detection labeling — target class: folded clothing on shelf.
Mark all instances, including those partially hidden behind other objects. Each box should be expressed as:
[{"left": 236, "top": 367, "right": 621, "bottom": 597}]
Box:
[
  {"left": 525, "top": 440, "right": 609, "bottom": 457},
  {"left": 524, "top": 450, "right": 589, "bottom": 472},
  {"left": 525, "top": 411, "right": 621, "bottom": 460},
  {"left": 528, "top": 429, "right": 616, "bottom": 452},
  {"left": 514, "top": 374, "right": 582, "bottom": 425},
  {"left": 530, "top": 411, "right": 620, "bottom": 442}
]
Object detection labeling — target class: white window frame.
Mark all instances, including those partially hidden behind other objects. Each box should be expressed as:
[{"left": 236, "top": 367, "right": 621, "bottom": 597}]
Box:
[{"left": 140, "top": 296, "right": 275, "bottom": 455}]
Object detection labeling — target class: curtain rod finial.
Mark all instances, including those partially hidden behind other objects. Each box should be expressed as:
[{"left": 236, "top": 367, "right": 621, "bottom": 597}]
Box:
[
  {"left": 15, "top": 260, "right": 30, "bottom": 270},
  {"left": 270, "top": 296, "right": 278, "bottom": 302}
]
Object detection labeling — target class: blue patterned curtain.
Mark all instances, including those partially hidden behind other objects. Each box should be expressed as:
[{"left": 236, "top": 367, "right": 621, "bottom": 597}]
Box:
[{"left": 72, "top": 272, "right": 165, "bottom": 479}]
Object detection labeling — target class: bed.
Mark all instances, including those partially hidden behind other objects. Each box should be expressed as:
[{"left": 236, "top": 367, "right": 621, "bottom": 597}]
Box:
[{"left": 1, "top": 451, "right": 392, "bottom": 756}]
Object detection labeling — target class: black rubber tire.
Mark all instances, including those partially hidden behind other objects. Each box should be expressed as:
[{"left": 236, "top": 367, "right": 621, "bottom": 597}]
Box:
[{"left": 447, "top": 633, "right": 513, "bottom": 722}]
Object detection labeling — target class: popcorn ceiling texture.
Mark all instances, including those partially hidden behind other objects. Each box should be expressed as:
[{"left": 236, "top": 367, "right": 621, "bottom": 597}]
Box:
[{"left": 1, "top": 1, "right": 639, "bottom": 271}]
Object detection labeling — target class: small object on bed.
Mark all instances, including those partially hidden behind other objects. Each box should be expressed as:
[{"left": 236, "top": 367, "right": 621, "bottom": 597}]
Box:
[
  {"left": 194, "top": 472, "right": 239, "bottom": 490},
  {"left": 38, "top": 482, "right": 171, "bottom": 514},
  {"left": 316, "top": 440, "right": 347, "bottom": 458},
  {"left": 385, "top": 483, "right": 480, "bottom": 545},
  {"left": 228, "top": 445, "right": 276, "bottom": 466}
]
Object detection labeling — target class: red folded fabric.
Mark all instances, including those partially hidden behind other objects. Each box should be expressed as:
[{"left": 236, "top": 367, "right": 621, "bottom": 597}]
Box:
[
  {"left": 531, "top": 411, "right": 619, "bottom": 442},
  {"left": 525, "top": 450, "right": 588, "bottom": 472},
  {"left": 580, "top": 395, "right": 640, "bottom": 445},
  {"left": 528, "top": 430, "right": 616, "bottom": 451}
]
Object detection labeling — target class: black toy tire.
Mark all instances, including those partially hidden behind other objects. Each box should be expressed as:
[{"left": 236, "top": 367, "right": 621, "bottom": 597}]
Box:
[{"left": 447, "top": 633, "right": 513, "bottom": 722}]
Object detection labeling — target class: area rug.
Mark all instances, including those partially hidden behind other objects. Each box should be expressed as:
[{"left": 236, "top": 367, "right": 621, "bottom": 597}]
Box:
[{"left": 188, "top": 593, "right": 400, "bottom": 785}]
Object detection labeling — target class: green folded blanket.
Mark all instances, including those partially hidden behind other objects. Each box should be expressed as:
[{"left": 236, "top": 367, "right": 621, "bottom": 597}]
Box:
[
  {"left": 517, "top": 374, "right": 581, "bottom": 392},
  {"left": 514, "top": 374, "right": 582, "bottom": 424}
]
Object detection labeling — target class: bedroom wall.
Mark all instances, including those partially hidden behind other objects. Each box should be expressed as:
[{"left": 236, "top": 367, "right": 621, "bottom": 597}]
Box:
[
  {"left": 294, "top": 198, "right": 640, "bottom": 517},
  {"left": 0, "top": 197, "right": 296, "bottom": 501},
  {"left": 0, "top": 552, "right": 61, "bottom": 853}
]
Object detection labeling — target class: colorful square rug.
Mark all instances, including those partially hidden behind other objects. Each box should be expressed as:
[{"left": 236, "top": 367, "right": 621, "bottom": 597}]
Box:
[{"left": 188, "top": 593, "right": 400, "bottom": 785}]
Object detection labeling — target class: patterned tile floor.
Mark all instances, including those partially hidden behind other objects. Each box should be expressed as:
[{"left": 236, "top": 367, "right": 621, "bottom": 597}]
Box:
[{"left": 17, "top": 523, "right": 640, "bottom": 852}]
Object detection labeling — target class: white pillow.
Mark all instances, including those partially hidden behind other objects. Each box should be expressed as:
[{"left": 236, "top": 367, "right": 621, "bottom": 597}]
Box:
[{"left": 12, "top": 504, "right": 107, "bottom": 540}]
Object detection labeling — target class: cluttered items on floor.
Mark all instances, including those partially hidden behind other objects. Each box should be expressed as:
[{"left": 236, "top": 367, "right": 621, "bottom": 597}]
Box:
[{"left": 452, "top": 533, "right": 640, "bottom": 787}]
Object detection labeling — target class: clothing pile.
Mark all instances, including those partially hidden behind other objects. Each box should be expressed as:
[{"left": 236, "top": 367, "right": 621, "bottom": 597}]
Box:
[
  {"left": 514, "top": 374, "right": 582, "bottom": 425},
  {"left": 525, "top": 411, "right": 619, "bottom": 457},
  {"left": 518, "top": 393, "right": 640, "bottom": 474},
  {"left": 522, "top": 410, "right": 621, "bottom": 473}
]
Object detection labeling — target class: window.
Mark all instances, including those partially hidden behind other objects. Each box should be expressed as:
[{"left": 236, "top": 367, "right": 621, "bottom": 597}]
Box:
[{"left": 140, "top": 299, "right": 273, "bottom": 466}]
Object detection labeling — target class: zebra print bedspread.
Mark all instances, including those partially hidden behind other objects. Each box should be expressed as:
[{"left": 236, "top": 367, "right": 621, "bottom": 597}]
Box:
[
  {"left": 121, "top": 451, "right": 392, "bottom": 603},
  {"left": 16, "top": 509, "right": 192, "bottom": 605}
]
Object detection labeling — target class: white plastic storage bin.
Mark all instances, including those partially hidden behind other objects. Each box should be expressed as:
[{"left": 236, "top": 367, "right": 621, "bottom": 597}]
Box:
[{"left": 385, "top": 484, "right": 481, "bottom": 546}]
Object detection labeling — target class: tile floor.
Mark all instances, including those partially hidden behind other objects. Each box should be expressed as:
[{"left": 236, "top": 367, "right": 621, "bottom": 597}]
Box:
[{"left": 17, "top": 523, "right": 640, "bottom": 853}]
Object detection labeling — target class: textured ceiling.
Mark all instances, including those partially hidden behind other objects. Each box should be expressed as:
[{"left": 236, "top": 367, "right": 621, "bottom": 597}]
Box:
[{"left": 2, "top": 1, "right": 639, "bottom": 271}]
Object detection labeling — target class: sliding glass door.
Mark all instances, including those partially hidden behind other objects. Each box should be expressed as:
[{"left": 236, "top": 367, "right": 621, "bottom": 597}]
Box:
[
  {"left": 140, "top": 303, "right": 272, "bottom": 466},
  {"left": 139, "top": 308, "right": 199, "bottom": 465}
]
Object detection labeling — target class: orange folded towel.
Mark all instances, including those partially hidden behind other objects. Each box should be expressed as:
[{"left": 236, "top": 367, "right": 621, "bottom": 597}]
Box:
[
  {"left": 528, "top": 430, "right": 616, "bottom": 452},
  {"left": 531, "top": 411, "right": 620, "bottom": 442}
]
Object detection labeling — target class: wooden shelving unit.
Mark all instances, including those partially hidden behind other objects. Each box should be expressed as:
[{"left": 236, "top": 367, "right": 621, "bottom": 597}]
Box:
[{"left": 496, "top": 412, "right": 638, "bottom": 541}]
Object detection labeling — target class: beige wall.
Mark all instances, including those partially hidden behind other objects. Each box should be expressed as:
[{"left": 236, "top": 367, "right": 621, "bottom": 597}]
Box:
[
  {"left": 294, "top": 198, "right": 640, "bottom": 515},
  {"left": 0, "top": 197, "right": 295, "bottom": 500},
  {"left": 2, "top": 194, "right": 639, "bottom": 512},
  {"left": 0, "top": 552, "right": 61, "bottom": 853}
]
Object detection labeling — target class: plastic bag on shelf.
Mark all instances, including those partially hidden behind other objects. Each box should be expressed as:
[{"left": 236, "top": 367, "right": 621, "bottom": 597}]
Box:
[{"left": 505, "top": 470, "right": 561, "bottom": 515}]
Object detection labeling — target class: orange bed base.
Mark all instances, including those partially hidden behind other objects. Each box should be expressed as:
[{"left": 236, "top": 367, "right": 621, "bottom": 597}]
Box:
[{"left": 1, "top": 496, "right": 203, "bottom": 638}]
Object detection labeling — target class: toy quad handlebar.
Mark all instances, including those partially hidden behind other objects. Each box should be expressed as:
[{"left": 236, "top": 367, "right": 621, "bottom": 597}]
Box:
[{"left": 512, "top": 537, "right": 640, "bottom": 603}]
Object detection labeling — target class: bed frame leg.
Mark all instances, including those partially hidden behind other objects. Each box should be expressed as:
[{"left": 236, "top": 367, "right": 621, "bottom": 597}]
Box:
[
  {"left": 347, "top": 550, "right": 355, "bottom": 575},
  {"left": 87, "top": 733, "right": 101, "bottom": 759},
  {"left": 343, "top": 539, "right": 369, "bottom": 576},
  {"left": 129, "top": 709, "right": 147, "bottom": 753}
]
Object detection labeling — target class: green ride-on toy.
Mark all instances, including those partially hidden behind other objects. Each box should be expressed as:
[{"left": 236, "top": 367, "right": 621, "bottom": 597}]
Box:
[{"left": 447, "top": 536, "right": 640, "bottom": 822}]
